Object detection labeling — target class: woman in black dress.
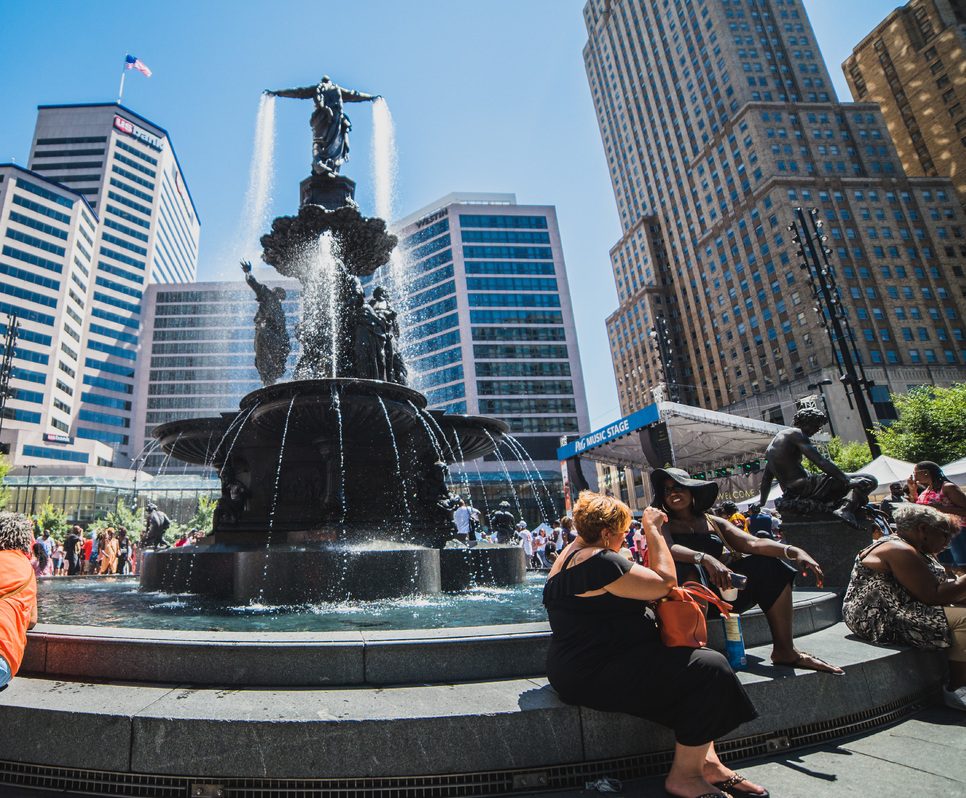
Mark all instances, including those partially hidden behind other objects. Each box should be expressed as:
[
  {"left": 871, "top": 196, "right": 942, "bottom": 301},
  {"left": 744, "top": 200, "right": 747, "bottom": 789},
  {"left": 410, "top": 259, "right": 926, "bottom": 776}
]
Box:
[
  {"left": 651, "top": 468, "right": 841, "bottom": 675},
  {"left": 544, "top": 491, "right": 767, "bottom": 798}
]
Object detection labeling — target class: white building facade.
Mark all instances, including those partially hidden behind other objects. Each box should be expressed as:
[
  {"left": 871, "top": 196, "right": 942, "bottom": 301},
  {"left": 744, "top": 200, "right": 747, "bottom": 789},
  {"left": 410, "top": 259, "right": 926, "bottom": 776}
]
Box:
[{"left": 0, "top": 104, "right": 199, "bottom": 472}]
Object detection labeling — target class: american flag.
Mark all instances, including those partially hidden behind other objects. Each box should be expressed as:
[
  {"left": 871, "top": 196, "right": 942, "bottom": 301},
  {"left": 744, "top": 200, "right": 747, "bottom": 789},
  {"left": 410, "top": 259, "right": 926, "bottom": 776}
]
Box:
[{"left": 124, "top": 54, "right": 152, "bottom": 78}]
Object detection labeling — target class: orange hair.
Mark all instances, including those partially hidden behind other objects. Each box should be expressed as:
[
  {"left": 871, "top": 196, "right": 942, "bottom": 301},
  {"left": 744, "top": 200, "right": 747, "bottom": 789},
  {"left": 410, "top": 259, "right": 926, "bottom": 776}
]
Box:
[{"left": 572, "top": 491, "right": 631, "bottom": 544}]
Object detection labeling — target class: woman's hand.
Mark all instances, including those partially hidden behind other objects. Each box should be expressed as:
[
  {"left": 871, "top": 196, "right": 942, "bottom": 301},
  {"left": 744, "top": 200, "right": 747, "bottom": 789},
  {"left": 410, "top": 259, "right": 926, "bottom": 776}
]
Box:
[
  {"left": 700, "top": 555, "right": 733, "bottom": 590},
  {"left": 787, "top": 546, "right": 824, "bottom": 588},
  {"left": 641, "top": 507, "right": 667, "bottom": 529}
]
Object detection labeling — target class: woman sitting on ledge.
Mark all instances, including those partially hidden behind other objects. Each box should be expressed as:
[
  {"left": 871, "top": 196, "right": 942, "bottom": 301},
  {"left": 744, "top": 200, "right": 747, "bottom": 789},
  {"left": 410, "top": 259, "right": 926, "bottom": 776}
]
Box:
[
  {"left": 842, "top": 503, "right": 966, "bottom": 712},
  {"left": 543, "top": 491, "right": 767, "bottom": 798},
  {"left": 651, "top": 468, "right": 842, "bottom": 675}
]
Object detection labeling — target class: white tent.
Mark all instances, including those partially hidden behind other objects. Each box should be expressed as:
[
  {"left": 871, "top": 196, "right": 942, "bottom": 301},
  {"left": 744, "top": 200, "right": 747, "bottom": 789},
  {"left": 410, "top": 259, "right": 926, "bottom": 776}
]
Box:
[
  {"left": 942, "top": 456, "right": 966, "bottom": 485},
  {"left": 862, "top": 455, "right": 915, "bottom": 496}
]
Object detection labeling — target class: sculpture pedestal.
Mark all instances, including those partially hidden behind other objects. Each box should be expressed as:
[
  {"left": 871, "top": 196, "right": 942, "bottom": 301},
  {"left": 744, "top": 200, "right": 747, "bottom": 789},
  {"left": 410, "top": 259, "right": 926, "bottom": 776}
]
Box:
[
  {"left": 778, "top": 518, "right": 872, "bottom": 589},
  {"left": 300, "top": 173, "right": 356, "bottom": 210}
]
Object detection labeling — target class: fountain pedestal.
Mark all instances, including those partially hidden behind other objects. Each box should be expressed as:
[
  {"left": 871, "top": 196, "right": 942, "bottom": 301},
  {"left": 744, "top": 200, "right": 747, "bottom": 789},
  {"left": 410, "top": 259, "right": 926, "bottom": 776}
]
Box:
[{"left": 149, "top": 378, "right": 516, "bottom": 604}]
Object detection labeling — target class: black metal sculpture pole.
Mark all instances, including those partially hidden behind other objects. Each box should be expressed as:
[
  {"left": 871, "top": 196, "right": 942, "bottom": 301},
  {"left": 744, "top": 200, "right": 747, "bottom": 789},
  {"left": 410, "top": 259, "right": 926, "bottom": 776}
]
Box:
[
  {"left": 791, "top": 207, "right": 880, "bottom": 457},
  {"left": 0, "top": 313, "right": 20, "bottom": 448},
  {"left": 648, "top": 314, "right": 679, "bottom": 402}
]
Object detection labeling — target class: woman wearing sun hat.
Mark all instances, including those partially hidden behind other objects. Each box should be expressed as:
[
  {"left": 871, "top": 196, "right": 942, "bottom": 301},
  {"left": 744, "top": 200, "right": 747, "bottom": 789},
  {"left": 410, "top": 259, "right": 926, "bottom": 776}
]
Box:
[{"left": 650, "top": 467, "right": 843, "bottom": 675}]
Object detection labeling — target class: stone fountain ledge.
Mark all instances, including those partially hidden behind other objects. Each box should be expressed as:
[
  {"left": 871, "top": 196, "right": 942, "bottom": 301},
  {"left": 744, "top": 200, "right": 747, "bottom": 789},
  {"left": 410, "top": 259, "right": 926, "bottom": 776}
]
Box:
[
  {"left": 0, "top": 623, "right": 945, "bottom": 782},
  {"left": 23, "top": 589, "right": 839, "bottom": 687}
]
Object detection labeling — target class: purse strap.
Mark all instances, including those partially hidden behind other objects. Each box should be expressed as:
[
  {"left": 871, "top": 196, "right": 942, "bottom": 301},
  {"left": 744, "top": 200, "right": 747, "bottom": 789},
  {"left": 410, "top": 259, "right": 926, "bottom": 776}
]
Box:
[{"left": 679, "top": 580, "right": 733, "bottom": 618}]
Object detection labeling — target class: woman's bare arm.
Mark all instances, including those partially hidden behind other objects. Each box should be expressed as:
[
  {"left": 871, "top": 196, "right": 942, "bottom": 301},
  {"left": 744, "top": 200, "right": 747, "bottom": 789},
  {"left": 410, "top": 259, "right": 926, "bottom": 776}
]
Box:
[{"left": 883, "top": 546, "right": 966, "bottom": 604}]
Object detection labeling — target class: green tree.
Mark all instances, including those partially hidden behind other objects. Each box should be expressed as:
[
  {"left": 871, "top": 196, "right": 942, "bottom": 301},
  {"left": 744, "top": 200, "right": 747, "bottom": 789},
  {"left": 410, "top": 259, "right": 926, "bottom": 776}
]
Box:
[
  {"left": 33, "top": 500, "right": 69, "bottom": 541},
  {"left": 0, "top": 454, "right": 9, "bottom": 510},
  {"left": 874, "top": 384, "right": 966, "bottom": 465},
  {"left": 184, "top": 494, "right": 217, "bottom": 536},
  {"left": 804, "top": 436, "right": 873, "bottom": 474},
  {"left": 90, "top": 499, "right": 144, "bottom": 540}
]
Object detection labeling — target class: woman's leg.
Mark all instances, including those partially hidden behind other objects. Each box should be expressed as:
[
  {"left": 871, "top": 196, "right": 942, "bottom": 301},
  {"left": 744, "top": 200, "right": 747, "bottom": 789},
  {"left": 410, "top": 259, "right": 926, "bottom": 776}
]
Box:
[
  {"left": 763, "top": 583, "right": 843, "bottom": 673},
  {"left": 665, "top": 741, "right": 721, "bottom": 798},
  {"left": 944, "top": 606, "right": 966, "bottom": 689},
  {"left": 702, "top": 742, "right": 767, "bottom": 795}
]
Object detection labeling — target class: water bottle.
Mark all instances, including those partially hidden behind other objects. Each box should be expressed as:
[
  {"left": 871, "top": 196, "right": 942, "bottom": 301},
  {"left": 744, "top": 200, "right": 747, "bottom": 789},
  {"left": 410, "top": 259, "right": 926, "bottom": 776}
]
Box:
[{"left": 723, "top": 615, "right": 747, "bottom": 670}]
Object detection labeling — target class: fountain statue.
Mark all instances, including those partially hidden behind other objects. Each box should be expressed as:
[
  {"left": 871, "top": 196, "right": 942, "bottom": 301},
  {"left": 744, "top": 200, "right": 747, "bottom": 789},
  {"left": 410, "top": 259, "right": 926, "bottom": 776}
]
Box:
[
  {"left": 144, "top": 79, "right": 519, "bottom": 604},
  {"left": 758, "top": 406, "right": 877, "bottom": 529},
  {"left": 241, "top": 260, "right": 290, "bottom": 385}
]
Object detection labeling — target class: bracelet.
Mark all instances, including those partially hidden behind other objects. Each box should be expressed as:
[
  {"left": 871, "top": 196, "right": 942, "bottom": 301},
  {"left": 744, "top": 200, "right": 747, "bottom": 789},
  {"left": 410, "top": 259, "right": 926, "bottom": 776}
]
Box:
[{"left": 782, "top": 545, "right": 794, "bottom": 559}]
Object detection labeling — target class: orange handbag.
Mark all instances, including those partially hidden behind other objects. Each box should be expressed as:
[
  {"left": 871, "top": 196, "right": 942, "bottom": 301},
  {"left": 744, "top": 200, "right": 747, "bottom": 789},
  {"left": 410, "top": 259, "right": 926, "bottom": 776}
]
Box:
[{"left": 653, "top": 581, "right": 733, "bottom": 648}]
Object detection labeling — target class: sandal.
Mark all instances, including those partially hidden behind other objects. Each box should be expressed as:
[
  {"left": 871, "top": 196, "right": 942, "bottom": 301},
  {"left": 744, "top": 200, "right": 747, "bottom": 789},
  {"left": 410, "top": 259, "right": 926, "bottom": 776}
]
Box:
[
  {"left": 771, "top": 651, "right": 844, "bottom": 675},
  {"left": 665, "top": 793, "right": 730, "bottom": 798},
  {"left": 713, "top": 773, "right": 770, "bottom": 797}
]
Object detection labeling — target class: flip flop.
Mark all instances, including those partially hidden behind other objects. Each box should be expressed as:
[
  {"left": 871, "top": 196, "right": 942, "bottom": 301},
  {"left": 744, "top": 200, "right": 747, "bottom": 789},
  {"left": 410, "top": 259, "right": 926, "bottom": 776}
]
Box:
[
  {"left": 772, "top": 651, "right": 844, "bottom": 675},
  {"left": 713, "top": 773, "right": 770, "bottom": 797}
]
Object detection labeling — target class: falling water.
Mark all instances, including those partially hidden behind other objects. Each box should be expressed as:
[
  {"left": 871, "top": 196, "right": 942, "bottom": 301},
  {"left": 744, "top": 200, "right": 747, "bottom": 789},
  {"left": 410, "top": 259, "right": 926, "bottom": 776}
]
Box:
[
  {"left": 483, "top": 430, "right": 525, "bottom": 520},
  {"left": 155, "top": 432, "right": 182, "bottom": 476},
  {"left": 370, "top": 98, "right": 421, "bottom": 386},
  {"left": 331, "top": 385, "right": 347, "bottom": 522},
  {"left": 407, "top": 401, "right": 451, "bottom": 489},
  {"left": 217, "top": 405, "right": 259, "bottom": 478},
  {"left": 503, "top": 435, "right": 555, "bottom": 523},
  {"left": 499, "top": 439, "right": 548, "bottom": 526},
  {"left": 377, "top": 396, "right": 411, "bottom": 527},
  {"left": 258, "top": 394, "right": 297, "bottom": 602},
  {"left": 471, "top": 460, "right": 492, "bottom": 519},
  {"left": 371, "top": 98, "right": 397, "bottom": 223},
  {"left": 215, "top": 94, "right": 277, "bottom": 277},
  {"left": 320, "top": 233, "right": 340, "bottom": 377}
]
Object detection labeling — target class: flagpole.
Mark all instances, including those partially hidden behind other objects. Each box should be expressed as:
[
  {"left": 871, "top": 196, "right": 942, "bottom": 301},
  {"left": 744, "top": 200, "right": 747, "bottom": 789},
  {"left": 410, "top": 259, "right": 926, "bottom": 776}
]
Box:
[{"left": 117, "top": 68, "right": 127, "bottom": 105}]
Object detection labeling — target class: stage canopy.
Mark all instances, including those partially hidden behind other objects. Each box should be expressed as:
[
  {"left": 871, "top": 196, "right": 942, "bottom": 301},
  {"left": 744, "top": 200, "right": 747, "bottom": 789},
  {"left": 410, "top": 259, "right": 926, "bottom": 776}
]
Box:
[{"left": 557, "top": 401, "right": 802, "bottom": 474}]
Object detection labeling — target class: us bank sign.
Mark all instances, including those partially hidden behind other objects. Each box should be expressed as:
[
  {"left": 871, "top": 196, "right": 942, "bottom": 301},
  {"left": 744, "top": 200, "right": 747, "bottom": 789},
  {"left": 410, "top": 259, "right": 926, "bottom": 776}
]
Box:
[{"left": 113, "top": 115, "right": 164, "bottom": 151}]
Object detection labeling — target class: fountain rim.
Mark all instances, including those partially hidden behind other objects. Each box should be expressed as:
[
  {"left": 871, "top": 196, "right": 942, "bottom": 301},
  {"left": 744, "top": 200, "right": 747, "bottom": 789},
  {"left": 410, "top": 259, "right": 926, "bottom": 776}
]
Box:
[{"left": 239, "top": 377, "right": 428, "bottom": 412}]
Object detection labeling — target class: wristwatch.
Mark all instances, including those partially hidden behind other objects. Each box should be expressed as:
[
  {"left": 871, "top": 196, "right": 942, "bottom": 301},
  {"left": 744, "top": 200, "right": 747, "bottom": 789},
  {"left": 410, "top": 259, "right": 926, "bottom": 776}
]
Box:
[{"left": 693, "top": 551, "right": 705, "bottom": 564}]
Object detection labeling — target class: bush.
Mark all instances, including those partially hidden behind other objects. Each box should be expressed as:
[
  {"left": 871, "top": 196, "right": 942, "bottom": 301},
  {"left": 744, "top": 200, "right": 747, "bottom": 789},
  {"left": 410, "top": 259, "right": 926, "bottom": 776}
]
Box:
[{"left": 32, "top": 500, "right": 69, "bottom": 542}]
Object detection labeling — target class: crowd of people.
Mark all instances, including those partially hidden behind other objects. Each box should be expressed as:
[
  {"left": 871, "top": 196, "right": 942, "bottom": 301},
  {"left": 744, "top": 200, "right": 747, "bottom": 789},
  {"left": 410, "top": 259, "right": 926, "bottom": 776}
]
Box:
[{"left": 23, "top": 501, "right": 193, "bottom": 580}]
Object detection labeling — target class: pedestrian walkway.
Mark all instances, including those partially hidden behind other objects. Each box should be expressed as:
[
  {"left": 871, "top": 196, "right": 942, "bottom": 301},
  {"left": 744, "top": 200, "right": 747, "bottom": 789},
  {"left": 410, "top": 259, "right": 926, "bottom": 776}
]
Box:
[{"left": 536, "top": 706, "right": 965, "bottom": 798}]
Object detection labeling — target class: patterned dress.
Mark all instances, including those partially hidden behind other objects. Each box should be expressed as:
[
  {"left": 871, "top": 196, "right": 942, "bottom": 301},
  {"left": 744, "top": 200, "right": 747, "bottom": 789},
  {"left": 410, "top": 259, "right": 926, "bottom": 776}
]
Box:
[{"left": 842, "top": 539, "right": 950, "bottom": 650}]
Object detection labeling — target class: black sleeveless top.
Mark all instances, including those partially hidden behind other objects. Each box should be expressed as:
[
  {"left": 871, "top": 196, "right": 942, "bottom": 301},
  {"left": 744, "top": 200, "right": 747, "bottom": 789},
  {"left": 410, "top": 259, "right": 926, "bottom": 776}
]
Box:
[{"left": 542, "top": 549, "right": 657, "bottom": 690}]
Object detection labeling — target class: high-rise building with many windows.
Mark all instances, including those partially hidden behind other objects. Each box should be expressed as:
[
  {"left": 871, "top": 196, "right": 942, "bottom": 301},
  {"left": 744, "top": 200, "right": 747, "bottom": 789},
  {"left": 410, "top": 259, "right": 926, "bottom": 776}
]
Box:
[
  {"left": 392, "top": 193, "right": 590, "bottom": 519},
  {"left": 0, "top": 103, "right": 199, "bottom": 471},
  {"left": 843, "top": 0, "right": 966, "bottom": 209},
  {"left": 584, "top": 0, "right": 966, "bottom": 439},
  {"left": 131, "top": 278, "right": 299, "bottom": 473}
]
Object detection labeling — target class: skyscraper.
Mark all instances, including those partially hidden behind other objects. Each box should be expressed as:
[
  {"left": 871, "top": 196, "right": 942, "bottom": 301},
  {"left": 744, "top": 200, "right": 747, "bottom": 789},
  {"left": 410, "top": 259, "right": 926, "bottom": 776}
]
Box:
[
  {"left": 0, "top": 103, "right": 199, "bottom": 470},
  {"left": 843, "top": 0, "right": 966, "bottom": 209},
  {"left": 393, "top": 193, "right": 590, "bottom": 518},
  {"left": 584, "top": 0, "right": 966, "bottom": 439}
]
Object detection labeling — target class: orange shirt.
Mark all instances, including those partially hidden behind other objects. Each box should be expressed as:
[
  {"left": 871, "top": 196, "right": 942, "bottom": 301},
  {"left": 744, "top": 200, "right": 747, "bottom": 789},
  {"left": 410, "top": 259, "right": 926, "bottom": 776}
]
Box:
[{"left": 0, "top": 550, "right": 37, "bottom": 676}]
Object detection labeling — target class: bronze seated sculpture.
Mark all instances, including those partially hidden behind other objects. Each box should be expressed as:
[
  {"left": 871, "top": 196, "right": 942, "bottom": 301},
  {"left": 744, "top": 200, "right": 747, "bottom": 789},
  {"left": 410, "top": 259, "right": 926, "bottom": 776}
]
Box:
[{"left": 758, "top": 407, "right": 877, "bottom": 529}]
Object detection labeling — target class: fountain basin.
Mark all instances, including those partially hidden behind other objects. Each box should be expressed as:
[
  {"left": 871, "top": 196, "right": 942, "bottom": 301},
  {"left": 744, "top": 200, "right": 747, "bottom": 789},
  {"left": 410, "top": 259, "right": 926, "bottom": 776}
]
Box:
[{"left": 139, "top": 543, "right": 527, "bottom": 605}]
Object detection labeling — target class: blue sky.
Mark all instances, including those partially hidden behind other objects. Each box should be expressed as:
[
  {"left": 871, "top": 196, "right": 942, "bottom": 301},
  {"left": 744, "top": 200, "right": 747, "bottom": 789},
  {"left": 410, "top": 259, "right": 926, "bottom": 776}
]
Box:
[{"left": 0, "top": 0, "right": 900, "bottom": 429}]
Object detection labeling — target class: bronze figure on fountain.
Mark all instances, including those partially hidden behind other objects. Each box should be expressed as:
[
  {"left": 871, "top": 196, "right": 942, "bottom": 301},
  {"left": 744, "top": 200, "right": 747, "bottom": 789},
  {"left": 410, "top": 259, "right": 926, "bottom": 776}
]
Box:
[
  {"left": 758, "top": 406, "right": 877, "bottom": 528},
  {"left": 241, "top": 261, "right": 291, "bottom": 385},
  {"left": 264, "top": 76, "right": 380, "bottom": 179}
]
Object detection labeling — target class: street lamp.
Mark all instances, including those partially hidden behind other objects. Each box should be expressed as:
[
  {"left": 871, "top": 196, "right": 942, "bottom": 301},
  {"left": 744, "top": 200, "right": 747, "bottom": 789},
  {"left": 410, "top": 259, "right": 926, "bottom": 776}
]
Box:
[
  {"left": 789, "top": 208, "right": 881, "bottom": 457},
  {"left": 806, "top": 378, "right": 835, "bottom": 438}
]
